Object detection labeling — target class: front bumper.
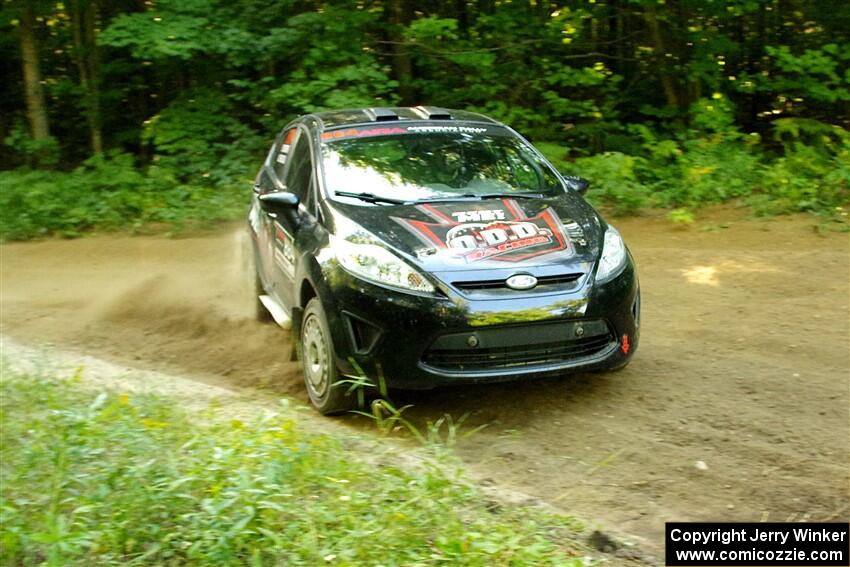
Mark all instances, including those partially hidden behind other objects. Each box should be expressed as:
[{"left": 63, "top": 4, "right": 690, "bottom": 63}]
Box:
[{"left": 318, "top": 258, "right": 640, "bottom": 390}]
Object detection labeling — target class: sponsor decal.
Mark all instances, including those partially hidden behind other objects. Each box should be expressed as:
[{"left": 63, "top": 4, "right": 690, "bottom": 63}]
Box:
[
  {"left": 321, "top": 127, "right": 407, "bottom": 141},
  {"left": 405, "top": 125, "right": 487, "bottom": 134},
  {"left": 394, "top": 199, "right": 574, "bottom": 264},
  {"left": 273, "top": 221, "right": 295, "bottom": 277},
  {"left": 277, "top": 129, "right": 297, "bottom": 165},
  {"left": 563, "top": 220, "right": 587, "bottom": 246},
  {"left": 451, "top": 209, "right": 506, "bottom": 223},
  {"left": 321, "top": 125, "right": 493, "bottom": 142}
]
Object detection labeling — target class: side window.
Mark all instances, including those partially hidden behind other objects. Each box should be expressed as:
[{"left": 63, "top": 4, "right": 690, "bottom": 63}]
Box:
[
  {"left": 273, "top": 128, "right": 298, "bottom": 180},
  {"left": 283, "top": 131, "right": 314, "bottom": 206}
]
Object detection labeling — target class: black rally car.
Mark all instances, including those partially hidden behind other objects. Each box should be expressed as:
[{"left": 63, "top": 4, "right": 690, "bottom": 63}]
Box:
[{"left": 249, "top": 106, "right": 639, "bottom": 414}]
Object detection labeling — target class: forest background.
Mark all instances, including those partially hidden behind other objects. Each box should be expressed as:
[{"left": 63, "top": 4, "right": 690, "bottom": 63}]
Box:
[{"left": 2, "top": 0, "right": 849, "bottom": 239}]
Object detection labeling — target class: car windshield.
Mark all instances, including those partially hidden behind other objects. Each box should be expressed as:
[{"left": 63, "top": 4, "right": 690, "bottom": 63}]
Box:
[{"left": 321, "top": 127, "right": 563, "bottom": 203}]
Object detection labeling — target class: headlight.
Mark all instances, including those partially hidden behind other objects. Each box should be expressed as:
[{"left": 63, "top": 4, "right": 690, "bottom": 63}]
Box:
[
  {"left": 596, "top": 226, "right": 628, "bottom": 283},
  {"left": 331, "top": 235, "right": 435, "bottom": 293}
]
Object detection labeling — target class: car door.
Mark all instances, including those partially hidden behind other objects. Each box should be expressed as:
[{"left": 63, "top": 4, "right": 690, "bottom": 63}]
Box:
[
  {"left": 252, "top": 128, "right": 293, "bottom": 290},
  {"left": 270, "top": 126, "right": 316, "bottom": 311}
]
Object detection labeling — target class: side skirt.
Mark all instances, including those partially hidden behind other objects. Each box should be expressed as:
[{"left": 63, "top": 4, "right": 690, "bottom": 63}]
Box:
[{"left": 258, "top": 294, "right": 292, "bottom": 330}]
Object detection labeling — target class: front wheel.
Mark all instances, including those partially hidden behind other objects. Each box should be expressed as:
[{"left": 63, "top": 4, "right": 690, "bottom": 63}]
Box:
[{"left": 300, "top": 298, "right": 356, "bottom": 415}]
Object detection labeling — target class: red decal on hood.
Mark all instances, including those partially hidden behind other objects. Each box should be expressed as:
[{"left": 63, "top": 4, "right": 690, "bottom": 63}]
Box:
[{"left": 394, "top": 200, "right": 571, "bottom": 263}]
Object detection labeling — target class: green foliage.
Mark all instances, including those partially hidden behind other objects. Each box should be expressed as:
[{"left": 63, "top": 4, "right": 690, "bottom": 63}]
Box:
[
  {"left": 772, "top": 118, "right": 850, "bottom": 154},
  {"left": 689, "top": 95, "right": 739, "bottom": 135},
  {"left": 143, "top": 89, "right": 265, "bottom": 186},
  {"left": 667, "top": 208, "right": 695, "bottom": 226},
  {"left": 402, "top": 7, "right": 617, "bottom": 141},
  {"left": 99, "top": 10, "right": 211, "bottom": 60},
  {"left": 98, "top": 0, "right": 256, "bottom": 63},
  {"left": 753, "top": 44, "right": 850, "bottom": 104},
  {"left": 537, "top": 114, "right": 849, "bottom": 218},
  {"left": 0, "top": 153, "right": 246, "bottom": 240},
  {"left": 3, "top": 122, "right": 61, "bottom": 169},
  {"left": 572, "top": 153, "right": 651, "bottom": 215},
  {"left": 749, "top": 145, "right": 850, "bottom": 215},
  {"left": 652, "top": 141, "right": 761, "bottom": 206},
  {"left": 0, "top": 375, "right": 590, "bottom": 566},
  {"left": 342, "top": 361, "right": 486, "bottom": 453},
  {"left": 265, "top": 5, "right": 399, "bottom": 114}
]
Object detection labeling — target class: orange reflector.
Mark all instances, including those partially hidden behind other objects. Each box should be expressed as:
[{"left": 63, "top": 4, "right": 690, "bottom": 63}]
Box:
[{"left": 621, "top": 334, "right": 630, "bottom": 354}]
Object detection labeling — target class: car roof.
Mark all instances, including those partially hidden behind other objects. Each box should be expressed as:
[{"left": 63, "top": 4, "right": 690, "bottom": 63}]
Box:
[{"left": 306, "top": 106, "right": 503, "bottom": 131}]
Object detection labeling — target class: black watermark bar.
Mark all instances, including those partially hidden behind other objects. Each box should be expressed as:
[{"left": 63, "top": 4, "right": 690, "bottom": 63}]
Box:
[{"left": 666, "top": 523, "right": 849, "bottom": 566}]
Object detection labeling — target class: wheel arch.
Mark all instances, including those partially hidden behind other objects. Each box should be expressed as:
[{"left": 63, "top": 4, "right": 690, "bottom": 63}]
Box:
[
  {"left": 292, "top": 256, "right": 346, "bottom": 362},
  {"left": 299, "top": 278, "right": 317, "bottom": 309}
]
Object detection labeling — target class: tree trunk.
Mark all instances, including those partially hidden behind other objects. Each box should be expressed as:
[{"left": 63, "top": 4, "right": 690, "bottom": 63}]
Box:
[
  {"left": 455, "top": 0, "right": 469, "bottom": 34},
  {"left": 614, "top": 0, "right": 624, "bottom": 75},
  {"left": 388, "top": 0, "right": 415, "bottom": 105},
  {"left": 19, "top": 3, "right": 50, "bottom": 141},
  {"left": 643, "top": 7, "right": 680, "bottom": 110},
  {"left": 71, "top": 0, "right": 103, "bottom": 154}
]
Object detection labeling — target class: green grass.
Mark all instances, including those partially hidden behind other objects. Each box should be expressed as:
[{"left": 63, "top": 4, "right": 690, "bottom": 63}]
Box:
[{"left": 0, "top": 373, "right": 593, "bottom": 566}]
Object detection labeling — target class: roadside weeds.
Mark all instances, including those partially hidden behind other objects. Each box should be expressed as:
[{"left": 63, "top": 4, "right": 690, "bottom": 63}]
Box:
[{"left": 0, "top": 335, "right": 657, "bottom": 566}]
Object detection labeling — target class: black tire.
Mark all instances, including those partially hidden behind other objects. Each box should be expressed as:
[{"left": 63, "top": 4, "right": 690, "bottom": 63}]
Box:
[
  {"left": 255, "top": 272, "right": 274, "bottom": 323},
  {"left": 300, "top": 298, "right": 356, "bottom": 415}
]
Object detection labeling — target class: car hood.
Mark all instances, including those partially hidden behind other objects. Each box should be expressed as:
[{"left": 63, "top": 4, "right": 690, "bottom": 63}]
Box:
[{"left": 325, "top": 193, "right": 604, "bottom": 274}]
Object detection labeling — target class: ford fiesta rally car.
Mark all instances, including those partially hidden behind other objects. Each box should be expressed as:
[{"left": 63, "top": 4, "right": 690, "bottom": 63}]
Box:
[{"left": 249, "top": 106, "right": 640, "bottom": 414}]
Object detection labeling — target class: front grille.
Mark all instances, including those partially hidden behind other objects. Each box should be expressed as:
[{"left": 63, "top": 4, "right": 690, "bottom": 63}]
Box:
[
  {"left": 452, "top": 272, "right": 583, "bottom": 292},
  {"left": 422, "top": 331, "right": 614, "bottom": 371}
]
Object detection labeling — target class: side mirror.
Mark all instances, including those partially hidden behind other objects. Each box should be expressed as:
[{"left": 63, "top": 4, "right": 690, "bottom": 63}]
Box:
[
  {"left": 563, "top": 175, "right": 590, "bottom": 196},
  {"left": 259, "top": 191, "right": 301, "bottom": 227},
  {"left": 259, "top": 191, "right": 299, "bottom": 209}
]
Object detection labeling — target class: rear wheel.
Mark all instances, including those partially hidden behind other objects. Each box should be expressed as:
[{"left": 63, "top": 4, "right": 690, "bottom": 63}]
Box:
[{"left": 301, "top": 298, "right": 356, "bottom": 415}]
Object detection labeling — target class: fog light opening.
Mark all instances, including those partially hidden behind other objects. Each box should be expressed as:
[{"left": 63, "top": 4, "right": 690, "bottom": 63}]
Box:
[{"left": 344, "top": 313, "right": 383, "bottom": 354}]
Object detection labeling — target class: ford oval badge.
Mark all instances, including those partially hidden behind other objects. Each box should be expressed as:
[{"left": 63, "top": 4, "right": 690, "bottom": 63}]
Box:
[{"left": 506, "top": 274, "right": 538, "bottom": 290}]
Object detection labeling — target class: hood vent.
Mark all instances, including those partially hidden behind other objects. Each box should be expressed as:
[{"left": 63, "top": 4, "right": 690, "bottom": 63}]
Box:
[
  {"left": 412, "top": 106, "right": 453, "bottom": 120},
  {"left": 365, "top": 108, "right": 400, "bottom": 122}
]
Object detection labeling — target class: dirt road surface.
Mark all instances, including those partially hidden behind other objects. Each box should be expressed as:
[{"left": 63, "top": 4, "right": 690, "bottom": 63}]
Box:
[{"left": 2, "top": 209, "right": 848, "bottom": 554}]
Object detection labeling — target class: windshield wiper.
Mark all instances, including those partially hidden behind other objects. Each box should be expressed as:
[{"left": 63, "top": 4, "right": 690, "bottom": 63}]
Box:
[
  {"left": 475, "top": 192, "right": 544, "bottom": 200},
  {"left": 335, "top": 190, "right": 545, "bottom": 205},
  {"left": 334, "top": 191, "right": 410, "bottom": 205},
  {"left": 416, "top": 192, "right": 544, "bottom": 203}
]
